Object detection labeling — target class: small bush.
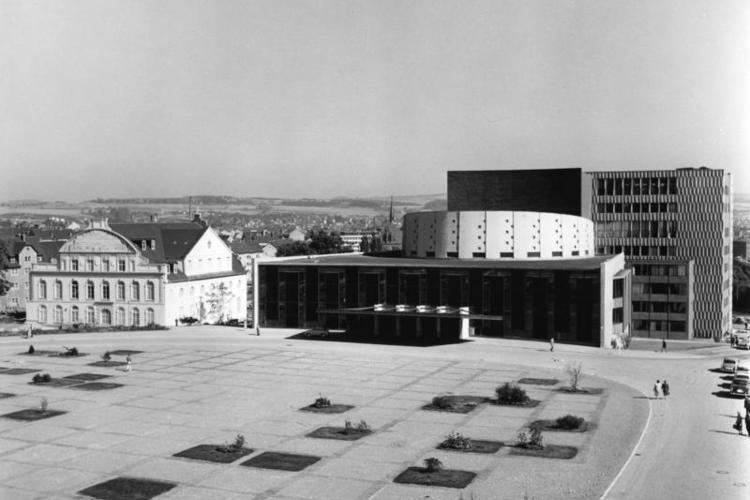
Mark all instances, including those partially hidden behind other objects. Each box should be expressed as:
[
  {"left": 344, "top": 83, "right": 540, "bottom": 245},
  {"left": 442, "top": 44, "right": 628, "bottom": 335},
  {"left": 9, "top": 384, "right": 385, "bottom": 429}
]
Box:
[
  {"left": 314, "top": 394, "right": 331, "bottom": 408},
  {"left": 63, "top": 346, "right": 79, "bottom": 356},
  {"left": 101, "top": 351, "right": 111, "bottom": 362},
  {"left": 432, "top": 395, "right": 452, "bottom": 409},
  {"left": 356, "top": 420, "right": 370, "bottom": 432},
  {"left": 218, "top": 433, "right": 246, "bottom": 453},
  {"left": 28, "top": 345, "right": 35, "bottom": 354},
  {"left": 556, "top": 415, "right": 585, "bottom": 430},
  {"left": 517, "top": 424, "right": 544, "bottom": 449},
  {"left": 495, "top": 383, "right": 529, "bottom": 405},
  {"left": 40, "top": 397, "right": 48, "bottom": 413},
  {"left": 179, "top": 316, "right": 199, "bottom": 326},
  {"left": 424, "top": 457, "right": 443, "bottom": 472},
  {"left": 32, "top": 373, "right": 51, "bottom": 384},
  {"left": 442, "top": 431, "right": 472, "bottom": 450}
]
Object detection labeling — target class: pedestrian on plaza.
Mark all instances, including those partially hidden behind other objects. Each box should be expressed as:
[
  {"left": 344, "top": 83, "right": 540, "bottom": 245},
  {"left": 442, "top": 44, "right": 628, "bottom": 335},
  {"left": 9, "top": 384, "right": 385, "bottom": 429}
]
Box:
[
  {"left": 733, "top": 411, "right": 744, "bottom": 435},
  {"left": 125, "top": 354, "right": 132, "bottom": 372},
  {"left": 653, "top": 380, "right": 661, "bottom": 399},
  {"left": 745, "top": 412, "right": 750, "bottom": 438},
  {"left": 661, "top": 338, "right": 667, "bottom": 353},
  {"left": 550, "top": 337, "right": 555, "bottom": 352},
  {"left": 661, "top": 380, "right": 670, "bottom": 397},
  {"left": 744, "top": 396, "right": 750, "bottom": 414}
]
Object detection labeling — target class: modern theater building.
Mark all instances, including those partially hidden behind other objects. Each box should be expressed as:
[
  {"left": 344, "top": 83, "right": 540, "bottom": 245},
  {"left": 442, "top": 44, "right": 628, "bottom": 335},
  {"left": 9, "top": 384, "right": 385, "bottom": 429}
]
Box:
[{"left": 257, "top": 204, "right": 631, "bottom": 348}]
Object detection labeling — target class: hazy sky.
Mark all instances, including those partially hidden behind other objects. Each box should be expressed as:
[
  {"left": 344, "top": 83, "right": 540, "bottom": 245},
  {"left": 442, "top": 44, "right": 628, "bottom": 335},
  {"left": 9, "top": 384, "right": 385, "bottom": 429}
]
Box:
[{"left": 1, "top": 0, "right": 748, "bottom": 201}]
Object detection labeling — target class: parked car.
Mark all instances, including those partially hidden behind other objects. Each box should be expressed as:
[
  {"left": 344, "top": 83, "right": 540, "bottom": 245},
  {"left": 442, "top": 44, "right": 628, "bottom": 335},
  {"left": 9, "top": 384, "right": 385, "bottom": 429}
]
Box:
[
  {"left": 303, "top": 327, "right": 330, "bottom": 338},
  {"left": 721, "top": 358, "right": 739, "bottom": 373},
  {"left": 736, "top": 335, "right": 750, "bottom": 350},
  {"left": 730, "top": 373, "right": 750, "bottom": 397}
]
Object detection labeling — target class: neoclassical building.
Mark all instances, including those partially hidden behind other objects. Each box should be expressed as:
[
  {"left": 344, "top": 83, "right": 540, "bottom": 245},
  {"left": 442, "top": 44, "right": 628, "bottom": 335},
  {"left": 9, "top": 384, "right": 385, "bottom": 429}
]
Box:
[{"left": 26, "top": 219, "right": 247, "bottom": 328}]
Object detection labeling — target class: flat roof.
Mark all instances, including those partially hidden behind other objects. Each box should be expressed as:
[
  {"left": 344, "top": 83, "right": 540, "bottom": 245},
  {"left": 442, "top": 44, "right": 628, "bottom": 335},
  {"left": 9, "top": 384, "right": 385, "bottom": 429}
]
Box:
[{"left": 260, "top": 253, "right": 613, "bottom": 271}]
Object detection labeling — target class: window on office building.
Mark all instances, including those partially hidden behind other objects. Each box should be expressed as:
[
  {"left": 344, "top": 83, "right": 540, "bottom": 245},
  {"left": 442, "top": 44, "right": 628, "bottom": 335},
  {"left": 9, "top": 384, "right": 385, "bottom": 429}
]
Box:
[
  {"left": 117, "top": 281, "right": 125, "bottom": 300},
  {"left": 613, "top": 279, "right": 623, "bottom": 298},
  {"left": 71, "top": 306, "right": 79, "bottom": 323},
  {"left": 39, "top": 280, "right": 47, "bottom": 299},
  {"left": 54, "top": 280, "right": 62, "bottom": 299},
  {"left": 612, "top": 307, "right": 623, "bottom": 324},
  {"left": 102, "top": 281, "right": 110, "bottom": 300},
  {"left": 72, "top": 259, "right": 79, "bottom": 271},
  {"left": 87, "top": 280, "right": 95, "bottom": 300},
  {"left": 86, "top": 259, "right": 94, "bottom": 272}
]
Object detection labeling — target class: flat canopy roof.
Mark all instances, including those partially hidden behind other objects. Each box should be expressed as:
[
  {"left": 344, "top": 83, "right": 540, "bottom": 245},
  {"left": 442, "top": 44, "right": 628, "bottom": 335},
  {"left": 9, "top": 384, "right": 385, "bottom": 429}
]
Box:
[{"left": 261, "top": 253, "right": 613, "bottom": 271}]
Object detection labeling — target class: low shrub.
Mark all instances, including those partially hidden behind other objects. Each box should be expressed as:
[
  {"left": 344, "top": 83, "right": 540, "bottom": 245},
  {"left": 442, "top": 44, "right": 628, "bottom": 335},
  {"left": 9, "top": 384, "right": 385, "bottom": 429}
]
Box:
[
  {"left": 101, "top": 351, "right": 111, "bottom": 362},
  {"left": 28, "top": 345, "right": 35, "bottom": 354},
  {"left": 432, "top": 395, "right": 452, "bottom": 409},
  {"left": 556, "top": 415, "right": 585, "bottom": 430},
  {"left": 343, "top": 419, "right": 370, "bottom": 434},
  {"left": 442, "top": 431, "right": 472, "bottom": 450},
  {"left": 63, "top": 346, "right": 79, "bottom": 356},
  {"left": 179, "top": 316, "right": 199, "bottom": 326},
  {"left": 424, "top": 457, "right": 443, "bottom": 472},
  {"left": 32, "top": 373, "right": 51, "bottom": 384},
  {"left": 314, "top": 394, "right": 331, "bottom": 408},
  {"left": 495, "top": 383, "right": 529, "bottom": 405},
  {"left": 518, "top": 424, "right": 544, "bottom": 449},
  {"left": 218, "top": 434, "right": 246, "bottom": 453}
]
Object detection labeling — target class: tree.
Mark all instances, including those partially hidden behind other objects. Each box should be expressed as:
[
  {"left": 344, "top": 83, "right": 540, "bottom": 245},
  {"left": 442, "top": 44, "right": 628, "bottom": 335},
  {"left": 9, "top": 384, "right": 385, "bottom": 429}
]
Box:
[
  {"left": 275, "top": 241, "right": 313, "bottom": 257},
  {"left": 0, "top": 240, "right": 11, "bottom": 296},
  {"left": 204, "top": 283, "right": 234, "bottom": 323},
  {"left": 359, "top": 235, "right": 370, "bottom": 253},
  {"left": 308, "top": 230, "right": 347, "bottom": 254}
]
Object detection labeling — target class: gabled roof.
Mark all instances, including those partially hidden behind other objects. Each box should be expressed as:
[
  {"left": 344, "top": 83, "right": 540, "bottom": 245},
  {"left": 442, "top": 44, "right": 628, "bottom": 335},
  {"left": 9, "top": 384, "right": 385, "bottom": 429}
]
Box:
[
  {"left": 110, "top": 222, "right": 207, "bottom": 263},
  {"left": 34, "top": 241, "right": 65, "bottom": 262},
  {"left": 230, "top": 240, "right": 265, "bottom": 255}
]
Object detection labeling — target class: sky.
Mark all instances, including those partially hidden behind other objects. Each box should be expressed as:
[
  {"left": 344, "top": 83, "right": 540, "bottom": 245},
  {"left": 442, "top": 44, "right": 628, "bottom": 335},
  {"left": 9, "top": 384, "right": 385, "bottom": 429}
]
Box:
[{"left": 1, "top": 0, "right": 748, "bottom": 201}]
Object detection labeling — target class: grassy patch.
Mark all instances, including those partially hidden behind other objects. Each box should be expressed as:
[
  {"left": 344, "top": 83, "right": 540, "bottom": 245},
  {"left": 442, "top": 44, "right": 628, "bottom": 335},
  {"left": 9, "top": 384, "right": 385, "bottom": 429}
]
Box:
[
  {"left": 173, "top": 444, "right": 254, "bottom": 463},
  {"left": 423, "top": 395, "right": 489, "bottom": 414},
  {"left": 68, "top": 382, "right": 123, "bottom": 391},
  {"left": 108, "top": 350, "right": 144, "bottom": 356},
  {"left": 306, "top": 426, "right": 373, "bottom": 441},
  {"left": 240, "top": 451, "right": 321, "bottom": 471},
  {"left": 299, "top": 403, "right": 354, "bottom": 414},
  {"left": 0, "top": 393, "right": 14, "bottom": 399},
  {"left": 437, "top": 439, "right": 504, "bottom": 454},
  {"left": 393, "top": 467, "right": 476, "bottom": 488},
  {"left": 556, "top": 387, "right": 605, "bottom": 395},
  {"left": 87, "top": 361, "right": 127, "bottom": 368},
  {"left": 2, "top": 368, "right": 41, "bottom": 375},
  {"left": 530, "top": 417, "right": 589, "bottom": 432},
  {"left": 510, "top": 444, "right": 578, "bottom": 459},
  {"left": 491, "top": 399, "right": 541, "bottom": 408},
  {"left": 517, "top": 377, "right": 559, "bottom": 386},
  {"left": 2, "top": 409, "right": 67, "bottom": 421},
  {"left": 63, "top": 373, "right": 112, "bottom": 381},
  {"left": 78, "top": 477, "right": 176, "bottom": 500}
]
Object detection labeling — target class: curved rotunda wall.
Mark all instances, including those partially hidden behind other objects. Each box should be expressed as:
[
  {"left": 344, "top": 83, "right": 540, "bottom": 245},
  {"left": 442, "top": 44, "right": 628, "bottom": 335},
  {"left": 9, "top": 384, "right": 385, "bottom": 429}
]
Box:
[{"left": 402, "top": 211, "right": 594, "bottom": 259}]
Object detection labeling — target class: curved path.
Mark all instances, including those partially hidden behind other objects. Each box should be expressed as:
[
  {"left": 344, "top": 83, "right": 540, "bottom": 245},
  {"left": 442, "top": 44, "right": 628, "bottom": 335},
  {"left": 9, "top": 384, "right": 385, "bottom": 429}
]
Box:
[{"left": 0, "top": 327, "right": 747, "bottom": 499}]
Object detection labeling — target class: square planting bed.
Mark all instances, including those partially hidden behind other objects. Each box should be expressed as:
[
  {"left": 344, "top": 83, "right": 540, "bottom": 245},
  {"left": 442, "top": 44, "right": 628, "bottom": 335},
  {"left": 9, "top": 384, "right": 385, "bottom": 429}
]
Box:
[
  {"left": 299, "top": 403, "right": 354, "bottom": 414},
  {"left": 492, "top": 399, "right": 541, "bottom": 408},
  {"left": 517, "top": 377, "right": 559, "bottom": 386},
  {"left": 19, "top": 350, "right": 57, "bottom": 356},
  {"left": 393, "top": 467, "right": 476, "bottom": 489},
  {"left": 68, "top": 382, "right": 124, "bottom": 391},
  {"left": 30, "top": 378, "right": 85, "bottom": 388},
  {"left": 173, "top": 444, "right": 254, "bottom": 464},
  {"left": 2, "top": 409, "right": 67, "bottom": 421},
  {"left": 2, "top": 368, "right": 42, "bottom": 375},
  {"left": 87, "top": 361, "right": 127, "bottom": 368},
  {"left": 240, "top": 452, "right": 321, "bottom": 472},
  {"left": 556, "top": 387, "right": 605, "bottom": 395},
  {"left": 108, "top": 350, "right": 144, "bottom": 356},
  {"left": 306, "top": 426, "right": 373, "bottom": 441},
  {"left": 0, "top": 393, "right": 15, "bottom": 399},
  {"left": 510, "top": 444, "right": 578, "bottom": 459},
  {"left": 49, "top": 352, "right": 88, "bottom": 358},
  {"left": 423, "top": 395, "right": 489, "bottom": 414},
  {"left": 78, "top": 477, "right": 177, "bottom": 500},
  {"left": 63, "top": 373, "right": 113, "bottom": 381},
  {"left": 530, "top": 419, "right": 590, "bottom": 432},
  {"left": 437, "top": 439, "right": 504, "bottom": 454}
]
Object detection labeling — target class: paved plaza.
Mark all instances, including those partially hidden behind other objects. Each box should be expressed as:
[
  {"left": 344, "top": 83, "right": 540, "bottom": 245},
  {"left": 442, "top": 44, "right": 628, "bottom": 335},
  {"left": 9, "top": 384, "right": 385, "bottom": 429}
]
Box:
[{"left": 0, "top": 327, "right": 747, "bottom": 499}]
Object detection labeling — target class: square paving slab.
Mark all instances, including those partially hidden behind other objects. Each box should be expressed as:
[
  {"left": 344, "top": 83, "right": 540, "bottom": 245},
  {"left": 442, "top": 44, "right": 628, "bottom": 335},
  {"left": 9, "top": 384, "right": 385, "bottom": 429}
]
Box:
[{"left": 63, "top": 373, "right": 113, "bottom": 381}]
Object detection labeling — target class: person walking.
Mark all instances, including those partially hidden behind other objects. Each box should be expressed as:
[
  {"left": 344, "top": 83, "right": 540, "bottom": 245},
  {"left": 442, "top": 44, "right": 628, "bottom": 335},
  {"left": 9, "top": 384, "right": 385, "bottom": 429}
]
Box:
[
  {"left": 661, "top": 380, "right": 670, "bottom": 398},
  {"left": 550, "top": 337, "right": 555, "bottom": 352},
  {"left": 745, "top": 412, "right": 750, "bottom": 439},
  {"left": 125, "top": 354, "right": 132, "bottom": 372},
  {"left": 661, "top": 338, "right": 667, "bottom": 353},
  {"left": 653, "top": 380, "right": 661, "bottom": 399},
  {"left": 734, "top": 411, "right": 744, "bottom": 435},
  {"left": 744, "top": 396, "right": 750, "bottom": 415}
]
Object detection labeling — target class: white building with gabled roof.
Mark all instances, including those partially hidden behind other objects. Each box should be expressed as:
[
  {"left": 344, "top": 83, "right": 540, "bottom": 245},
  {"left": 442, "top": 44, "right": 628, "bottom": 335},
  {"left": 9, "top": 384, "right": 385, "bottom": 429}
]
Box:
[{"left": 26, "top": 218, "right": 247, "bottom": 328}]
